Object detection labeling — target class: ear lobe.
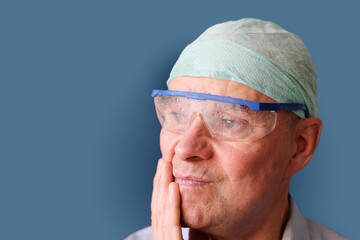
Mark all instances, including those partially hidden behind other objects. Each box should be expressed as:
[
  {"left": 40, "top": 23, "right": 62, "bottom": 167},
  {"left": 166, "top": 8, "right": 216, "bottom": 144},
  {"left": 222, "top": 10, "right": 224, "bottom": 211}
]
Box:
[{"left": 284, "top": 117, "right": 323, "bottom": 178}]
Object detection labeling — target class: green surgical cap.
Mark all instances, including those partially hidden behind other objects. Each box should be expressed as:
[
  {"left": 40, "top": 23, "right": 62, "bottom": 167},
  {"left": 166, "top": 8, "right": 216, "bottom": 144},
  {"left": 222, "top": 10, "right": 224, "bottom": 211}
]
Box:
[{"left": 167, "top": 18, "right": 318, "bottom": 118}]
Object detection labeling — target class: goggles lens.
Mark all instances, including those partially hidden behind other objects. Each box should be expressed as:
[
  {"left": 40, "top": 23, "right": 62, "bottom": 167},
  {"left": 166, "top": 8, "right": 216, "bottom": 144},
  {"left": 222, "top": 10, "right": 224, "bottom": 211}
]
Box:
[{"left": 153, "top": 94, "right": 277, "bottom": 142}]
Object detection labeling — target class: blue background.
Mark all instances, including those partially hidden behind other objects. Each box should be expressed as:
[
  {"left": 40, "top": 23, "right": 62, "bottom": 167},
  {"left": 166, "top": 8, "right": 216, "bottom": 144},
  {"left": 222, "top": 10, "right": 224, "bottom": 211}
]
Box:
[{"left": 1, "top": 1, "right": 359, "bottom": 239}]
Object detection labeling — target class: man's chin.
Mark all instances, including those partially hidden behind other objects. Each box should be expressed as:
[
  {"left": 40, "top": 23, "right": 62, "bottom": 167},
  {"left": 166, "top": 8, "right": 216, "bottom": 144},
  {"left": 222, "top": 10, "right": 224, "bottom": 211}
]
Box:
[
  {"left": 179, "top": 189, "right": 223, "bottom": 229},
  {"left": 179, "top": 206, "right": 211, "bottom": 229},
  {"left": 180, "top": 216, "right": 204, "bottom": 229},
  {"left": 180, "top": 213, "right": 222, "bottom": 237}
]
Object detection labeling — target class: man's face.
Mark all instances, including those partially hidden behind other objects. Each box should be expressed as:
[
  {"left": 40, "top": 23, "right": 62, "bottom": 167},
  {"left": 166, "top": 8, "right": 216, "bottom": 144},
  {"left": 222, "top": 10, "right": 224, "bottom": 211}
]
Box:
[{"left": 159, "top": 76, "right": 297, "bottom": 233}]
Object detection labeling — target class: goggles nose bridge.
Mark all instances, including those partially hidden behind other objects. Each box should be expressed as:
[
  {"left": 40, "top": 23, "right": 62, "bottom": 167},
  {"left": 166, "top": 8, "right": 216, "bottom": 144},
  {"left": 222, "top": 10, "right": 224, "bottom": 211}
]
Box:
[
  {"left": 188, "top": 111, "right": 204, "bottom": 125},
  {"left": 187, "top": 112, "right": 213, "bottom": 137}
]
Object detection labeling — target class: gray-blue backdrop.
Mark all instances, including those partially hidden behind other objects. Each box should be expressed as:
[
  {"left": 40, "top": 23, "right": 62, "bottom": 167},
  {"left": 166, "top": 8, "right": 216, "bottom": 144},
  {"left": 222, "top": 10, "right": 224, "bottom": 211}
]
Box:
[{"left": 1, "top": 0, "right": 359, "bottom": 239}]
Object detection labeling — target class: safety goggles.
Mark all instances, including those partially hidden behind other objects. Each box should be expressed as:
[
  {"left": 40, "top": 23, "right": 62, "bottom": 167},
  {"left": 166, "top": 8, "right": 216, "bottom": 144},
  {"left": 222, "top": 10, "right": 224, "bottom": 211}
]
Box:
[{"left": 152, "top": 90, "right": 308, "bottom": 142}]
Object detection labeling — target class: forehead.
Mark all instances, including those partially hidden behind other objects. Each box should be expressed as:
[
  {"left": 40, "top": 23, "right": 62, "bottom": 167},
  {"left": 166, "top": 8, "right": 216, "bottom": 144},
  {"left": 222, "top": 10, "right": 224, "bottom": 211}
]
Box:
[{"left": 168, "top": 76, "right": 276, "bottom": 103}]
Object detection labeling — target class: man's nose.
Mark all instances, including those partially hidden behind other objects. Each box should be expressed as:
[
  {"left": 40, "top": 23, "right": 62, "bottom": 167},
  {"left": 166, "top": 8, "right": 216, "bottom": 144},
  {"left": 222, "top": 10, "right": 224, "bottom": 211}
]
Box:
[{"left": 173, "top": 114, "right": 214, "bottom": 161}]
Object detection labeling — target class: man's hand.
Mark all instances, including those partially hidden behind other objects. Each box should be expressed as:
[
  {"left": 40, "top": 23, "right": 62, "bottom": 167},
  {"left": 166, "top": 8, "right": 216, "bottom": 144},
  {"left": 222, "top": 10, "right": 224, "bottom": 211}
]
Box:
[
  {"left": 151, "top": 158, "right": 183, "bottom": 240},
  {"left": 151, "top": 158, "right": 209, "bottom": 240}
]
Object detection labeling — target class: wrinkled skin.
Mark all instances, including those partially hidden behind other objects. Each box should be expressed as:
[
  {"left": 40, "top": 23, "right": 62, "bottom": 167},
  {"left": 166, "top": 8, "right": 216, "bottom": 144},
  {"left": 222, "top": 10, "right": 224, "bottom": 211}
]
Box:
[{"left": 151, "top": 76, "right": 322, "bottom": 240}]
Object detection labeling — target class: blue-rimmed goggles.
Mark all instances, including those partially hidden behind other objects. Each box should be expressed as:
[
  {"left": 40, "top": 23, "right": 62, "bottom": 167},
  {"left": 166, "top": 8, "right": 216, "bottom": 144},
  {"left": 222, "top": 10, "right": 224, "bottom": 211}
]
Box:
[{"left": 152, "top": 90, "right": 307, "bottom": 142}]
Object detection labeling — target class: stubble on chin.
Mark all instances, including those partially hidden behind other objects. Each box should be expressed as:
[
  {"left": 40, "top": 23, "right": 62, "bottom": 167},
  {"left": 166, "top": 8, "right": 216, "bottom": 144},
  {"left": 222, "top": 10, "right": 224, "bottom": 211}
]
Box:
[{"left": 179, "top": 189, "right": 226, "bottom": 230}]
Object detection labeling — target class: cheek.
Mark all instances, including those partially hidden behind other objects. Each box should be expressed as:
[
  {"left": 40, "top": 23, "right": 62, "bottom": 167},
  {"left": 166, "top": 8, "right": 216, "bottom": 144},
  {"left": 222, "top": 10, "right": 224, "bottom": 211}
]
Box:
[
  {"left": 216, "top": 142, "right": 266, "bottom": 178},
  {"left": 215, "top": 141, "right": 284, "bottom": 197}
]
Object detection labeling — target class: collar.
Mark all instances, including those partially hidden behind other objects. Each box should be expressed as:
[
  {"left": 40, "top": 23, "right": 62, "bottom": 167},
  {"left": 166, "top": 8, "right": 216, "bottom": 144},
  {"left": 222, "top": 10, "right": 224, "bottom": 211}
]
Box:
[{"left": 281, "top": 196, "right": 311, "bottom": 240}]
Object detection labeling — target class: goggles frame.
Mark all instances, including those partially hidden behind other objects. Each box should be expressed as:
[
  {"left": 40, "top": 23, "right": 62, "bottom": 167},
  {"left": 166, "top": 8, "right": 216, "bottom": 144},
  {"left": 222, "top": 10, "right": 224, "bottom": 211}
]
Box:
[{"left": 152, "top": 89, "right": 309, "bottom": 118}]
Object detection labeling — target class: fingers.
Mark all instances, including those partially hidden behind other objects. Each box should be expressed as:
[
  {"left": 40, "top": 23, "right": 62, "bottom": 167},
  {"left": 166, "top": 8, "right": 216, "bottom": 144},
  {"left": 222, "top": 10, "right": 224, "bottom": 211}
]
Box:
[
  {"left": 162, "top": 182, "right": 182, "bottom": 238},
  {"left": 151, "top": 159, "right": 183, "bottom": 240}
]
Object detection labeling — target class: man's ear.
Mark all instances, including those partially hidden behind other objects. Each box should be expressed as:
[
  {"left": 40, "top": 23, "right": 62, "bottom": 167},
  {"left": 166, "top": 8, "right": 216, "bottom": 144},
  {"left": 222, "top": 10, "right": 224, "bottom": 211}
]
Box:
[{"left": 284, "top": 117, "right": 323, "bottom": 178}]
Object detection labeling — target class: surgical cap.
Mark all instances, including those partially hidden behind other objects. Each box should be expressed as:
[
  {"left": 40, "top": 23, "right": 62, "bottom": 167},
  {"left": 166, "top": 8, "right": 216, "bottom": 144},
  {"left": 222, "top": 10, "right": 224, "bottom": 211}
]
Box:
[{"left": 167, "top": 18, "right": 318, "bottom": 118}]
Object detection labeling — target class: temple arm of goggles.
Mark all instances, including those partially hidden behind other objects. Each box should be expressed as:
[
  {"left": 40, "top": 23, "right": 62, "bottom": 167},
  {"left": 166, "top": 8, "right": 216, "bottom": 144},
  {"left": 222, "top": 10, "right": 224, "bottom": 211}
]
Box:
[{"left": 151, "top": 89, "right": 309, "bottom": 118}]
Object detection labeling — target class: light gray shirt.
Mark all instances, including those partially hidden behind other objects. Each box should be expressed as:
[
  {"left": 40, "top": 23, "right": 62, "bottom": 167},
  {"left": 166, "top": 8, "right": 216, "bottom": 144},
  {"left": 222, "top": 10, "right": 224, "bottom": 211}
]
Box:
[{"left": 124, "top": 197, "right": 348, "bottom": 240}]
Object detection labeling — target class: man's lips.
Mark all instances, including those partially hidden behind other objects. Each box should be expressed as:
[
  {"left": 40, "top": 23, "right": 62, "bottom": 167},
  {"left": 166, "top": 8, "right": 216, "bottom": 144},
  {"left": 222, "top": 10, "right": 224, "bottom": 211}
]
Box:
[{"left": 174, "top": 175, "right": 211, "bottom": 187}]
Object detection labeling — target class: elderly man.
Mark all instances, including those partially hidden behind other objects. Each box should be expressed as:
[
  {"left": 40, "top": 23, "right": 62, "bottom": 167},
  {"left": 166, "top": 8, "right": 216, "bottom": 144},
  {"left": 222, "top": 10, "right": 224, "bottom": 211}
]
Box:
[{"left": 125, "top": 18, "right": 347, "bottom": 240}]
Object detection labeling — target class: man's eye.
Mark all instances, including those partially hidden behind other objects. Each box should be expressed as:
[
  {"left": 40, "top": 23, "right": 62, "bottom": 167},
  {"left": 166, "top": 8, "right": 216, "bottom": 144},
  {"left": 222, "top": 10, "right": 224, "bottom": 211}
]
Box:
[
  {"left": 171, "top": 112, "right": 183, "bottom": 122},
  {"left": 221, "top": 118, "right": 248, "bottom": 129},
  {"left": 222, "top": 119, "right": 235, "bottom": 128}
]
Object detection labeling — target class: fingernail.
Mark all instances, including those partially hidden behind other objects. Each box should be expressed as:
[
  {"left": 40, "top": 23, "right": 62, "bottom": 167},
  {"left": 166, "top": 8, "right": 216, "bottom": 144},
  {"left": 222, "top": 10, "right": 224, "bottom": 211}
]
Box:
[{"left": 157, "top": 158, "right": 162, "bottom": 170}]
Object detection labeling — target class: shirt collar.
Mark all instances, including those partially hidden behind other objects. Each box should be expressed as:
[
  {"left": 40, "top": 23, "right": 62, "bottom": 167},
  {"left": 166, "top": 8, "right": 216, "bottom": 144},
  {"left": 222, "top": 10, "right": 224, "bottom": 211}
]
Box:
[{"left": 281, "top": 196, "right": 311, "bottom": 240}]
